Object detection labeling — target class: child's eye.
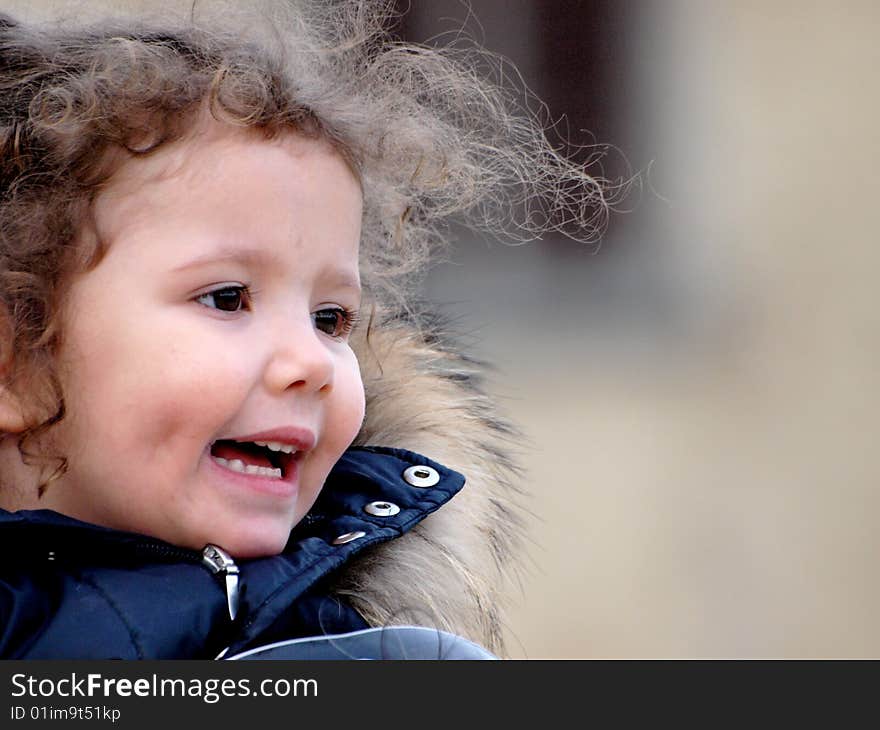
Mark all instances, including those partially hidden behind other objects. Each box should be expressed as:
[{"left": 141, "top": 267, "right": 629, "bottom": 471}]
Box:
[
  {"left": 313, "top": 307, "right": 359, "bottom": 338},
  {"left": 195, "top": 285, "right": 252, "bottom": 313}
]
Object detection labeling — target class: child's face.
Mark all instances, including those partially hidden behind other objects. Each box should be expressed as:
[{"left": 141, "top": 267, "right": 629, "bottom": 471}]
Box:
[{"left": 37, "top": 122, "right": 365, "bottom": 558}]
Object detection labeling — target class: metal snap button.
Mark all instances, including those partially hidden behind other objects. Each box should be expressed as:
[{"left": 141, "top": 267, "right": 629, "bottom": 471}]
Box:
[
  {"left": 364, "top": 501, "right": 401, "bottom": 517},
  {"left": 402, "top": 465, "right": 440, "bottom": 488},
  {"left": 332, "top": 531, "right": 366, "bottom": 545}
]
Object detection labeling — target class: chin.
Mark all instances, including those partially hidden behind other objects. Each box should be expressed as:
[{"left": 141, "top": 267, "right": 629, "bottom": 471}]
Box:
[
  {"left": 215, "top": 526, "right": 292, "bottom": 560},
  {"left": 176, "top": 522, "right": 292, "bottom": 560},
  {"left": 226, "top": 537, "right": 289, "bottom": 560}
]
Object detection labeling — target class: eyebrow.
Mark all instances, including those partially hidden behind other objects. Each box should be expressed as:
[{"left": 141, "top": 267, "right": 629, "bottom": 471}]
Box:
[
  {"left": 325, "top": 271, "right": 362, "bottom": 294},
  {"left": 173, "top": 246, "right": 361, "bottom": 293},
  {"left": 172, "top": 247, "right": 281, "bottom": 273}
]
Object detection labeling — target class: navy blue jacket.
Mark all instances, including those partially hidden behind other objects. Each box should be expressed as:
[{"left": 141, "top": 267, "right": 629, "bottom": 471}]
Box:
[{"left": 0, "top": 446, "right": 464, "bottom": 659}]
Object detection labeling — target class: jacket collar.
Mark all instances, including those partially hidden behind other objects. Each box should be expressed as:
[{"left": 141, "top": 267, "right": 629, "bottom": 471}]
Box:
[
  {"left": 232, "top": 446, "right": 464, "bottom": 649},
  {"left": 0, "top": 446, "right": 464, "bottom": 563}
]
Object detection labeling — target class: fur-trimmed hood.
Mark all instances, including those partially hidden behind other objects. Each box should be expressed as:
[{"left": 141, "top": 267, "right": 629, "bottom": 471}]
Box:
[{"left": 337, "top": 306, "right": 528, "bottom": 656}]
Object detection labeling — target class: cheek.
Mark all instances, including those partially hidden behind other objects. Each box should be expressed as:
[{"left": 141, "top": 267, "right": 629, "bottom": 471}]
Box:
[
  {"left": 337, "top": 352, "right": 366, "bottom": 440},
  {"left": 313, "top": 351, "right": 364, "bottom": 468},
  {"left": 303, "top": 354, "right": 363, "bottom": 502},
  {"left": 58, "top": 315, "right": 252, "bottom": 465}
]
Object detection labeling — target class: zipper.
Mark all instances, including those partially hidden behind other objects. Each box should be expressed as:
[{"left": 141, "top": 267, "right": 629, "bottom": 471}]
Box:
[
  {"left": 200, "top": 544, "right": 241, "bottom": 622},
  {"left": 130, "top": 541, "right": 202, "bottom": 563},
  {"left": 25, "top": 526, "right": 244, "bottom": 628},
  {"left": 129, "top": 540, "right": 242, "bottom": 624}
]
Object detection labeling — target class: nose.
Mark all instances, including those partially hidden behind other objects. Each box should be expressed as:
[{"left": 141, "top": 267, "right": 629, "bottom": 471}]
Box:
[{"left": 263, "top": 319, "right": 334, "bottom": 395}]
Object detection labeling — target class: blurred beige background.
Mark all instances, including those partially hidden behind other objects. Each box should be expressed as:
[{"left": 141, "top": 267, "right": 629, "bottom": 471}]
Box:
[
  {"left": 6, "top": 0, "right": 878, "bottom": 657},
  {"left": 413, "top": 0, "right": 880, "bottom": 658}
]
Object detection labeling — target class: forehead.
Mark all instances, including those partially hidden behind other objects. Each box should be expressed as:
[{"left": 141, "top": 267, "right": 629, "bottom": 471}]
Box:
[
  {"left": 96, "top": 118, "right": 362, "bottom": 221},
  {"left": 89, "top": 118, "right": 363, "bottom": 276}
]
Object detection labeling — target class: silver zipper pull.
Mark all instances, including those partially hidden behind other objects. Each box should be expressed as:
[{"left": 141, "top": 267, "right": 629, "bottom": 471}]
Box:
[{"left": 201, "top": 544, "right": 241, "bottom": 622}]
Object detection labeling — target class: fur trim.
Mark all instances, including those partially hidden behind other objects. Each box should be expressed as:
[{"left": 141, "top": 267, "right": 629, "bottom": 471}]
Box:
[{"left": 332, "top": 305, "right": 528, "bottom": 656}]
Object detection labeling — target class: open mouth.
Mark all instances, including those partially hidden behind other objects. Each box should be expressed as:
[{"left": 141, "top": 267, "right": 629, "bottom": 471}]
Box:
[{"left": 209, "top": 439, "right": 298, "bottom": 480}]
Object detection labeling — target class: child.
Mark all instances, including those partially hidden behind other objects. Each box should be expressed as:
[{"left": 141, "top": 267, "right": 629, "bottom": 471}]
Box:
[{"left": 0, "top": 1, "right": 607, "bottom": 659}]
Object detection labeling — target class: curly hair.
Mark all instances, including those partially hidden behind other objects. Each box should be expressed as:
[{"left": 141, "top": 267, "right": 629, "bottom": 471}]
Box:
[{"left": 0, "top": 0, "right": 609, "bottom": 492}]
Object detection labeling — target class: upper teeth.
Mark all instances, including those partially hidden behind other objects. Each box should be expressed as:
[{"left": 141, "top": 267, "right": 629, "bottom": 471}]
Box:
[{"left": 253, "top": 440, "right": 297, "bottom": 454}]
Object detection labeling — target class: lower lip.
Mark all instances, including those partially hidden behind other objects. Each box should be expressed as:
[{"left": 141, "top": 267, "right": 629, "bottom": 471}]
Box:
[{"left": 204, "top": 451, "right": 300, "bottom": 499}]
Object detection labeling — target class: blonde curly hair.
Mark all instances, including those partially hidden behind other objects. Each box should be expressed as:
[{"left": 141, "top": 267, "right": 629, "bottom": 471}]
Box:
[{"left": 0, "top": 0, "right": 608, "bottom": 491}]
